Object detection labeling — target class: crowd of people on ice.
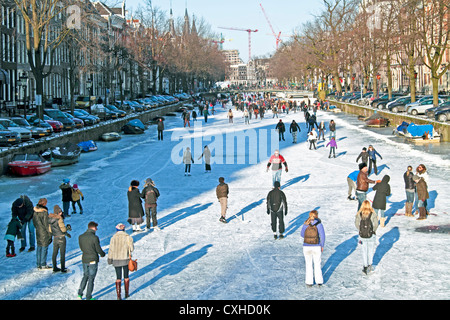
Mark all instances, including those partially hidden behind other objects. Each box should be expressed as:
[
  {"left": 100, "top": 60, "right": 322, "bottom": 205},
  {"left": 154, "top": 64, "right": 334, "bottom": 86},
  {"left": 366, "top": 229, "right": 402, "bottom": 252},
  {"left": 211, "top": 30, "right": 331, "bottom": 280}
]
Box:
[{"left": 3, "top": 91, "right": 432, "bottom": 298}]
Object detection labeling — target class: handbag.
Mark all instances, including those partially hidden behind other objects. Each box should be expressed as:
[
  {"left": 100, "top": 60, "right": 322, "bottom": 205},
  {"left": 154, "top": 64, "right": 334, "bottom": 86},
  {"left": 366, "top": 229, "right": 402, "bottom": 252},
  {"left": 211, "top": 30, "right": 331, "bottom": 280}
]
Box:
[{"left": 128, "top": 254, "right": 138, "bottom": 272}]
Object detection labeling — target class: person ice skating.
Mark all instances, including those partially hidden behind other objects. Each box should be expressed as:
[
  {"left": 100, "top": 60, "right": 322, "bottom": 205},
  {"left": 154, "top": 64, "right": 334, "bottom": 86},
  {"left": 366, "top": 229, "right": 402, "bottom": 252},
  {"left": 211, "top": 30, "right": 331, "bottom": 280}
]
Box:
[
  {"left": 403, "top": 166, "right": 415, "bottom": 217},
  {"left": 355, "top": 200, "right": 379, "bottom": 275},
  {"left": 267, "top": 181, "right": 288, "bottom": 239},
  {"left": 157, "top": 118, "right": 164, "bottom": 140},
  {"left": 228, "top": 109, "right": 233, "bottom": 123},
  {"left": 4, "top": 216, "right": 22, "bottom": 258},
  {"left": 275, "top": 119, "right": 286, "bottom": 141},
  {"left": 328, "top": 119, "right": 336, "bottom": 139},
  {"left": 77, "top": 221, "right": 105, "bottom": 300},
  {"left": 33, "top": 198, "right": 52, "bottom": 270},
  {"left": 59, "top": 178, "right": 72, "bottom": 218},
  {"left": 182, "top": 110, "right": 191, "bottom": 127},
  {"left": 412, "top": 175, "right": 429, "bottom": 220},
  {"left": 266, "top": 150, "right": 288, "bottom": 186},
  {"left": 198, "top": 145, "right": 212, "bottom": 173},
  {"left": 11, "top": 195, "right": 35, "bottom": 252},
  {"left": 183, "top": 147, "right": 194, "bottom": 176},
  {"left": 141, "top": 178, "right": 160, "bottom": 231},
  {"left": 347, "top": 170, "right": 359, "bottom": 200},
  {"left": 356, "top": 163, "right": 377, "bottom": 212},
  {"left": 216, "top": 177, "right": 229, "bottom": 223},
  {"left": 372, "top": 175, "right": 391, "bottom": 227},
  {"left": 289, "top": 120, "right": 301, "bottom": 143},
  {"left": 48, "top": 205, "right": 71, "bottom": 272},
  {"left": 203, "top": 107, "right": 209, "bottom": 122},
  {"left": 243, "top": 108, "right": 250, "bottom": 124},
  {"left": 71, "top": 184, "right": 84, "bottom": 214},
  {"left": 307, "top": 114, "right": 318, "bottom": 133},
  {"left": 318, "top": 121, "right": 326, "bottom": 140},
  {"left": 326, "top": 137, "right": 338, "bottom": 158},
  {"left": 356, "top": 147, "right": 369, "bottom": 167},
  {"left": 367, "top": 145, "right": 382, "bottom": 175},
  {"left": 301, "top": 210, "right": 325, "bottom": 287},
  {"left": 108, "top": 223, "right": 134, "bottom": 300},
  {"left": 307, "top": 128, "right": 318, "bottom": 150},
  {"left": 127, "top": 180, "right": 145, "bottom": 232}
]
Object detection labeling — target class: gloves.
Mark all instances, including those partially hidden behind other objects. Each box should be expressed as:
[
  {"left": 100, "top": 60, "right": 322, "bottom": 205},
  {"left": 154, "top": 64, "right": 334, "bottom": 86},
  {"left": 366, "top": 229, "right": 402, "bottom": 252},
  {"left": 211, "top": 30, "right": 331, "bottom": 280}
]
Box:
[
  {"left": 66, "top": 224, "right": 72, "bottom": 231},
  {"left": 82, "top": 197, "right": 84, "bottom": 201},
  {"left": 66, "top": 233, "right": 71, "bottom": 238},
  {"left": 285, "top": 168, "right": 288, "bottom": 173}
]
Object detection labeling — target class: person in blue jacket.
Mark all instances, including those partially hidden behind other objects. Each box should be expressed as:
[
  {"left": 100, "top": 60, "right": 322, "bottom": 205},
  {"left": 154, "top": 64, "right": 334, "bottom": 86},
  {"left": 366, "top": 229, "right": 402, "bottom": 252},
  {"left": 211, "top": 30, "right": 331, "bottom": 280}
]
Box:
[
  {"left": 347, "top": 169, "right": 359, "bottom": 200},
  {"left": 367, "top": 145, "right": 382, "bottom": 175},
  {"left": 301, "top": 210, "right": 325, "bottom": 287}
]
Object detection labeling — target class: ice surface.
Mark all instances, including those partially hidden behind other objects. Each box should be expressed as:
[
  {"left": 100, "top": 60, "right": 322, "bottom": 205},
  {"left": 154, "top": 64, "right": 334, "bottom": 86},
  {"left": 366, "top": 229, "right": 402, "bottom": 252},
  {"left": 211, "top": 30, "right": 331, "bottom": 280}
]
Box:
[{"left": 0, "top": 101, "right": 449, "bottom": 300}]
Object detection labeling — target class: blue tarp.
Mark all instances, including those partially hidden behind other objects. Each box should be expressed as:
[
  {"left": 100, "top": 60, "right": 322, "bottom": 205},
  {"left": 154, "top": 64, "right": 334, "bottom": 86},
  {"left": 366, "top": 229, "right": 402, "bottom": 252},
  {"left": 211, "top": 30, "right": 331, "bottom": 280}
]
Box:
[
  {"left": 406, "top": 123, "right": 434, "bottom": 137},
  {"left": 126, "top": 119, "right": 145, "bottom": 130},
  {"left": 396, "top": 121, "right": 409, "bottom": 133},
  {"left": 77, "top": 140, "right": 98, "bottom": 152}
]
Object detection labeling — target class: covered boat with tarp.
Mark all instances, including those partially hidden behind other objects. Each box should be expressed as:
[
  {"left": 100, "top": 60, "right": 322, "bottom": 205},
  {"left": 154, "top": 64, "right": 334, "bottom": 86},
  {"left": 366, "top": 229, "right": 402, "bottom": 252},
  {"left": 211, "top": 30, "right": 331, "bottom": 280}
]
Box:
[
  {"left": 42, "top": 142, "right": 82, "bottom": 167},
  {"left": 122, "top": 119, "right": 146, "bottom": 134},
  {"left": 404, "top": 123, "right": 441, "bottom": 143},
  {"left": 393, "top": 121, "right": 410, "bottom": 136},
  {"left": 78, "top": 140, "right": 98, "bottom": 152}
]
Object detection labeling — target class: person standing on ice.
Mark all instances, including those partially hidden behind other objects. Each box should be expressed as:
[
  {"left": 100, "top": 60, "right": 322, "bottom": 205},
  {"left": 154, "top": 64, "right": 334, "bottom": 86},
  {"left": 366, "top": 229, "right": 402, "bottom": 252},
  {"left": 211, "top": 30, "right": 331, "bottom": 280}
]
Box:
[
  {"left": 355, "top": 200, "right": 378, "bottom": 275},
  {"left": 301, "top": 210, "right": 325, "bottom": 287},
  {"left": 266, "top": 150, "right": 288, "bottom": 186},
  {"left": 412, "top": 175, "right": 428, "bottom": 220},
  {"left": 266, "top": 181, "right": 288, "bottom": 239},
  {"left": 371, "top": 175, "right": 391, "bottom": 227},
  {"left": 4, "top": 215, "right": 22, "bottom": 258},
  {"left": 347, "top": 169, "right": 359, "bottom": 201},
  {"left": 289, "top": 120, "right": 301, "bottom": 144},
  {"left": 216, "top": 177, "right": 229, "bottom": 223},
  {"left": 48, "top": 205, "right": 70, "bottom": 272},
  {"left": 183, "top": 147, "right": 194, "bottom": 176},
  {"left": 326, "top": 136, "right": 338, "bottom": 158},
  {"left": 108, "top": 223, "right": 134, "bottom": 300},
  {"left": 59, "top": 178, "right": 72, "bottom": 218},
  {"left": 415, "top": 164, "right": 429, "bottom": 215},
  {"left": 227, "top": 109, "right": 234, "bottom": 123},
  {"left": 127, "top": 180, "right": 144, "bottom": 232},
  {"left": 275, "top": 119, "right": 286, "bottom": 141},
  {"left": 356, "top": 163, "right": 377, "bottom": 212},
  {"left": 71, "top": 184, "right": 84, "bottom": 214},
  {"left": 243, "top": 108, "right": 250, "bottom": 124},
  {"left": 157, "top": 118, "right": 164, "bottom": 141},
  {"left": 328, "top": 119, "right": 336, "bottom": 140},
  {"left": 307, "top": 128, "right": 318, "bottom": 150},
  {"left": 11, "top": 195, "right": 35, "bottom": 252},
  {"left": 367, "top": 145, "right": 382, "bottom": 175},
  {"left": 356, "top": 147, "right": 369, "bottom": 167},
  {"left": 141, "top": 178, "right": 160, "bottom": 231},
  {"left": 403, "top": 166, "right": 415, "bottom": 217},
  {"left": 318, "top": 120, "right": 326, "bottom": 140},
  {"left": 33, "top": 198, "right": 52, "bottom": 270},
  {"left": 77, "top": 221, "right": 105, "bottom": 300},
  {"left": 198, "top": 145, "right": 212, "bottom": 173}
]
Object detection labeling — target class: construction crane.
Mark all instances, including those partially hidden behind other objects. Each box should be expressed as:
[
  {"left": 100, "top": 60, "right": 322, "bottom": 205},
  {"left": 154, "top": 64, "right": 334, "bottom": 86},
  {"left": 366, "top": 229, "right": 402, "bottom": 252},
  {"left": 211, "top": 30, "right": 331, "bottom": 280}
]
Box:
[
  {"left": 260, "top": 3, "right": 282, "bottom": 50},
  {"left": 218, "top": 27, "right": 258, "bottom": 62}
]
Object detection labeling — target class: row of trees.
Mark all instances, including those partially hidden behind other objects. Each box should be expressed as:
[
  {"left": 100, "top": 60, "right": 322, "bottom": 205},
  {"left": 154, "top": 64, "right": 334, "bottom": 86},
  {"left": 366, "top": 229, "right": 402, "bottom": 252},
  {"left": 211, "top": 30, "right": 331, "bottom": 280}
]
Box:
[
  {"left": 12, "top": 0, "right": 228, "bottom": 118},
  {"left": 270, "top": 0, "right": 450, "bottom": 106}
]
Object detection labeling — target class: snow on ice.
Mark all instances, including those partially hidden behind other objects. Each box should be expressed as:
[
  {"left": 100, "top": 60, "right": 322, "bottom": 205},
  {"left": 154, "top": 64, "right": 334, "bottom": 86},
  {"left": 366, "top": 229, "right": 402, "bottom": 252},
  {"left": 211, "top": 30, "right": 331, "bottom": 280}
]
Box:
[{"left": 0, "top": 100, "right": 449, "bottom": 301}]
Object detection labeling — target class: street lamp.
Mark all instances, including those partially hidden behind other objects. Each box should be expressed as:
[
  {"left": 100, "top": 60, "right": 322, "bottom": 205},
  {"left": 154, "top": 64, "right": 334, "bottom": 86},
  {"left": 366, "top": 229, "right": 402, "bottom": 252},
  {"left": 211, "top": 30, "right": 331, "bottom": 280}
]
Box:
[{"left": 18, "top": 73, "right": 28, "bottom": 117}]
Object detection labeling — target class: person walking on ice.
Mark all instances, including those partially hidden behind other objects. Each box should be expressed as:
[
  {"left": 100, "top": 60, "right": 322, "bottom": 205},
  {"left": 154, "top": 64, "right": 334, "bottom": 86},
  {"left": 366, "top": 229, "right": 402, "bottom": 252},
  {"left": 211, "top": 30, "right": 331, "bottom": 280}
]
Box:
[
  {"left": 326, "top": 137, "right": 338, "bottom": 158},
  {"left": 266, "top": 150, "right": 288, "bottom": 186},
  {"left": 183, "top": 147, "right": 194, "bottom": 176},
  {"left": 216, "top": 177, "right": 229, "bottom": 223},
  {"left": 266, "top": 181, "right": 288, "bottom": 239},
  {"left": 355, "top": 200, "right": 379, "bottom": 275},
  {"left": 301, "top": 210, "right": 325, "bottom": 287}
]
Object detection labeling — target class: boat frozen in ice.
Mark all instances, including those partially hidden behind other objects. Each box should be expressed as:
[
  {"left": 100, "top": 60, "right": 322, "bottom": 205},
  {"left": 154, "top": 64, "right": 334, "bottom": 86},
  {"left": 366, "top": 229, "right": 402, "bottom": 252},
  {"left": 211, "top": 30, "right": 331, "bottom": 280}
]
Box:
[
  {"left": 42, "top": 142, "right": 82, "bottom": 167},
  {"left": 8, "top": 154, "right": 52, "bottom": 176}
]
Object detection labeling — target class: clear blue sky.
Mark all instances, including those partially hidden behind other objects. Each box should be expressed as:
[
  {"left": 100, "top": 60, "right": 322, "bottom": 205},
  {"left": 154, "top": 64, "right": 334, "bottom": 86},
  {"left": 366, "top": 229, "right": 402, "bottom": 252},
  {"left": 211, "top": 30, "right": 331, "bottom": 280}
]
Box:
[{"left": 124, "top": 0, "right": 323, "bottom": 62}]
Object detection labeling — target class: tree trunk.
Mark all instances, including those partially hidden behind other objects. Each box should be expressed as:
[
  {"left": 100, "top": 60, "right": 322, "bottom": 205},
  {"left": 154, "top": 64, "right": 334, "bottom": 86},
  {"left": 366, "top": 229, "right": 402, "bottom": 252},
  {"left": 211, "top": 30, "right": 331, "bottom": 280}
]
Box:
[{"left": 432, "top": 76, "right": 440, "bottom": 106}]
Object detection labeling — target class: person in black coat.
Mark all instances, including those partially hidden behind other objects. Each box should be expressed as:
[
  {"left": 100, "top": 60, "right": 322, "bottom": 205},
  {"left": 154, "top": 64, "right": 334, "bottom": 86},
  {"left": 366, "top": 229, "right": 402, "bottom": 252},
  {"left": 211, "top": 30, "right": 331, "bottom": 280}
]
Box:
[
  {"left": 157, "top": 118, "right": 164, "bottom": 141},
  {"left": 267, "top": 181, "right": 288, "bottom": 239},
  {"left": 11, "top": 195, "right": 35, "bottom": 252},
  {"left": 289, "top": 120, "right": 301, "bottom": 143},
  {"left": 372, "top": 175, "right": 391, "bottom": 227},
  {"left": 127, "top": 180, "right": 144, "bottom": 232},
  {"left": 59, "top": 179, "right": 72, "bottom": 218},
  {"left": 307, "top": 114, "right": 318, "bottom": 133},
  {"left": 403, "top": 166, "right": 415, "bottom": 217},
  {"left": 275, "top": 119, "right": 286, "bottom": 141}
]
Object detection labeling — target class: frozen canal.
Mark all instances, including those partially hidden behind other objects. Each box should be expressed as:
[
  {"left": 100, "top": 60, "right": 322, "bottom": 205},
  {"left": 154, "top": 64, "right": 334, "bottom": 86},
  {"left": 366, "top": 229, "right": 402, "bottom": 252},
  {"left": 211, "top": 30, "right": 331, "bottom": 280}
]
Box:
[{"left": 0, "top": 101, "right": 449, "bottom": 301}]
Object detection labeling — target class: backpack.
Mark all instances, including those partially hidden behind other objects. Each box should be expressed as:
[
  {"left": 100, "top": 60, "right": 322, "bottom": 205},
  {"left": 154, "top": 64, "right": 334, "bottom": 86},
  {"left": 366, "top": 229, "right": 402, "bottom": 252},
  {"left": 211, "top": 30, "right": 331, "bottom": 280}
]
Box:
[
  {"left": 304, "top": 220, "right": 321, "bottom": 244},
  {"left": 359, "top": 212, "right": 374, "bottom": 238}
]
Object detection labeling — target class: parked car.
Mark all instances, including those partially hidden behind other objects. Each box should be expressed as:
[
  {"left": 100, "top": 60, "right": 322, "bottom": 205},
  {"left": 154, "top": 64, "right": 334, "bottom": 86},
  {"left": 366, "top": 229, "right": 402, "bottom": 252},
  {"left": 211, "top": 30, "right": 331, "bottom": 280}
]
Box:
[
  {"left": 388, "top": 96, "right": 413, "bottom": 113},
  {"left": 91, "top": 104, "right": 118, "bottom": 120},
  {"left": 407, "top": 97, "right": 443, "bottom": 115},
  {"left": 26, "top": 117, "right": 54, "bottom": 135},
  {"left": 75, "top": 96, "right": 91, "bottom": 108},
  {"left": 75, "top": 109, "right": 100, "bottom": 124},
  {"left": 105, "top": 104, "right": 126, "bottom": 117},
  {"left": 44, "top": 108, "right": 75, "bottom": 130},
  {"left": 63, "top": 112, "right": 85, "bottom": 128},
  {"left": 28, "top": 114, "right": 63, "bottom": 133},
  {"left": 9, "top": 116, "right": 49, "bottom": 138},
  {"left": 72, "top": 110, "right": 97, "bottom": 126},
  {"left": 0, "top": 118, "right": 33, "bottom": 141},
  {"left": 434, "top": 101, "right": 450, "bottom": 122},
  {"left": 0, "top": 124, "right": 20, "bottom": 146},
  {"left": 372, "top": 93, "right": 404, "bottom": 109}
]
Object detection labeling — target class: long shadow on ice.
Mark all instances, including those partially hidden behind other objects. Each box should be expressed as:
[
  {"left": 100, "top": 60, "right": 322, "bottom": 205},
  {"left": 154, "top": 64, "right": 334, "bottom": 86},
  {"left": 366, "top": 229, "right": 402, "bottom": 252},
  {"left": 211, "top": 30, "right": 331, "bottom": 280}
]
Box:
[
  {"left": 158, "top": 202, "right": 213, "bottom": 230},
  {"left": 322, "top": 235, "right": 358, "bottom": 284},
  {"left": 373, "top": 227, "right": 399, "bottom": 266}
]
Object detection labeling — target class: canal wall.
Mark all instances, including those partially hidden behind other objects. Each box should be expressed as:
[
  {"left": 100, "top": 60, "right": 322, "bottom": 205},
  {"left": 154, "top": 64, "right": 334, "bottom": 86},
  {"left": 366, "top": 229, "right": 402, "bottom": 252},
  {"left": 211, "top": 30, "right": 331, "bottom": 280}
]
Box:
[
  {"left": 331, "top": 100, "right": 450, "bottom": 142},
  {"left": 0, "top": 102, "right": 184, "bottom": 176}
]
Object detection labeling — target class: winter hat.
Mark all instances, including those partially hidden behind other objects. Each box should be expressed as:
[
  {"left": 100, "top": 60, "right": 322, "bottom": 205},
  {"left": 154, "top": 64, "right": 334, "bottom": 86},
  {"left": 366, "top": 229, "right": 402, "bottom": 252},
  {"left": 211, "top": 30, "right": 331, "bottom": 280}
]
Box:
[
  {"left": 116, "top": 223, "right": 125, "bottom": 231},
  {"left": 73, "top": 184, "right": 78, "bottom": 189},
  {"left": 63, "top": 178, "right": 70, "bottom": 183},
  {"left": 54, "top": 205, "right": 62, "bottom": 215},
  {"left": 274, "top": 181, "right": 281, "bottom": 188},
  {"left": 359, "top": 163, "right": 367, "bottom": 170}
]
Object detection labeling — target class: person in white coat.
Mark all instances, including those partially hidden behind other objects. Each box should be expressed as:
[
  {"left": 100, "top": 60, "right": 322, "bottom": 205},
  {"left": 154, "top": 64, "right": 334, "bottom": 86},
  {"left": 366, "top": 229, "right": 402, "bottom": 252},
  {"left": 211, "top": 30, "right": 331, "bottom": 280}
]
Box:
[
  {"left": 307, "top": 128, "right": 318, "bottom": 150},
  {"left": 183, "top": 147, "right": 194, "bottom": 176}
]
